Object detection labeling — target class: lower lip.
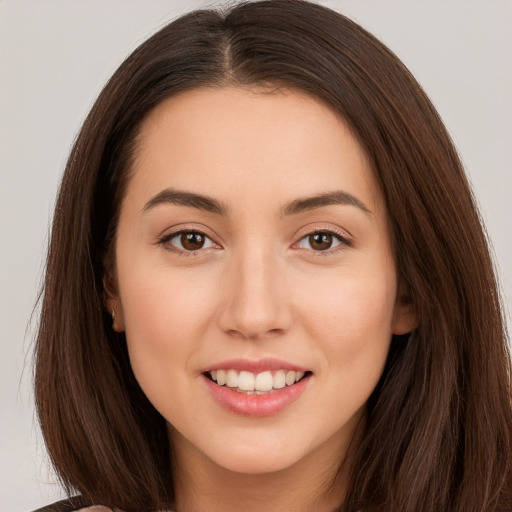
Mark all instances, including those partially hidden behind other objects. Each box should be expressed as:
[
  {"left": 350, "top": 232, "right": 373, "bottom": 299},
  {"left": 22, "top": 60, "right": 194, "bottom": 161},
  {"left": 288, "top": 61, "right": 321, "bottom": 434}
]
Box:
[{"left": 203, "top": 374, "right": 311, "bottom": 417}]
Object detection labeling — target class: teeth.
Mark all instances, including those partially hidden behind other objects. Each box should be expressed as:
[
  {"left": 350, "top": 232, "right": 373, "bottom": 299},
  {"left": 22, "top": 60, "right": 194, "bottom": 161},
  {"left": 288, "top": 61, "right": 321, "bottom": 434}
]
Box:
[
  {"left": 208, "top": 369, "right": 307, "bottom": 392},
  {"left": 216, "top": 369, "right": 226, "bottom": 386},
  {"left": 285, "top": 371, "right": 296, "bottom": 386},
  {"left": 238, "top": 371, "right": 255, "bottom": 391},
  {"left": 254, "top": 371, "right": 273, "bottom": 391},
  {"left": 273, "top": 370, "right": 286, "bottom": 389},
  {"left": 226, "top": 369, "right": 238, "bottom": 388}
]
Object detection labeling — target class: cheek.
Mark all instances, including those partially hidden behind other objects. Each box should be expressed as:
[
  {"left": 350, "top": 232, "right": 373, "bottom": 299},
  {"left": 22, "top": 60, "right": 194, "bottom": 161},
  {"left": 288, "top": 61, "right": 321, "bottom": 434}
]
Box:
[
  {"left": 118, "top": 262, "right": 220, "bottom": 377},
  {"left": 299, "top": 272, "right": 396, "bottom": 422},
  {"left": 301, "top": 272, "right": 396, "bottom": 341},
  {"left": 296, "top": 260, "right": 397, "bottom": 383},
  {"left": 118, "top": 264, "right": 224, "bottom": 420}
]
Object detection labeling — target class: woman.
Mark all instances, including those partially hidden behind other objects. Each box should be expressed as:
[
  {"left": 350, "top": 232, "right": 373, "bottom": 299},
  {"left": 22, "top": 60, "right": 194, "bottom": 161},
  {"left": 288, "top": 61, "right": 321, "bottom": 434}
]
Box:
[{"left": 33, "top": 1, "right": 512, "bottom": 511}]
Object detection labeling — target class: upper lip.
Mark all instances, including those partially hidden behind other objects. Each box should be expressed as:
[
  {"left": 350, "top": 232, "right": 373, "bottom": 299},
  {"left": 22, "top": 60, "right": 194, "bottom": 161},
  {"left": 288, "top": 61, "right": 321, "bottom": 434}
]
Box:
[{"left": 201, "top": 357, "right": 310, "bottom": 374}]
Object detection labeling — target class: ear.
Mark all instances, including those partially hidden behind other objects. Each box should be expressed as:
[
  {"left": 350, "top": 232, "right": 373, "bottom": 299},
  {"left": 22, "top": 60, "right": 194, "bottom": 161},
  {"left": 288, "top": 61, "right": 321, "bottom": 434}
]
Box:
[
  {"left": 392, "top": 282, "right": 418, "bottom": 335},
  {"left": 103, "top": 270, "right": 125, "bottom": 333}
]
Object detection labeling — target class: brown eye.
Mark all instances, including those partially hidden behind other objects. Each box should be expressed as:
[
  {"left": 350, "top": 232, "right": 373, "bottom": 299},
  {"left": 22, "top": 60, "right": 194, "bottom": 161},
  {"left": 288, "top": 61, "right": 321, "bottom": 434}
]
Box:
[
  {"left": 181, "top": 232, "right": 205, "bottom": 250},
  {"left": 162, "top": 230, "right": 216, "bottom": 253},
  {"left": 308, "top": 233, "right": 333, "bottom": 251},
  {"left": 296, "top": 231, "right": 348, "bottom": 252}
]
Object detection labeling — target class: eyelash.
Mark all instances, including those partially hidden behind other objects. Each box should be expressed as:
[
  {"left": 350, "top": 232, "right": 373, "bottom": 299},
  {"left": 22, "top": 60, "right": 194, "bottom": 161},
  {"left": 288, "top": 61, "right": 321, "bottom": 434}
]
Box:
[
  {"left": 157, "top": 229, "right": 219, "bottom": 256},
  {"left": 294, "top": 228, "right": 352, "bottom": 255},
  {"left": 157, "top": 228, "right": 351, "bottom": 256}
]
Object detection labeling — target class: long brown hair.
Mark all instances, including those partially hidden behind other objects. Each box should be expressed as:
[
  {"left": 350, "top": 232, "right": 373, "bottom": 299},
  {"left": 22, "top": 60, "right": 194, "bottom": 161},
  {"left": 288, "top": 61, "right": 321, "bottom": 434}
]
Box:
[{"left": 34, "top": 1, "right": 512, "bottom": 510}]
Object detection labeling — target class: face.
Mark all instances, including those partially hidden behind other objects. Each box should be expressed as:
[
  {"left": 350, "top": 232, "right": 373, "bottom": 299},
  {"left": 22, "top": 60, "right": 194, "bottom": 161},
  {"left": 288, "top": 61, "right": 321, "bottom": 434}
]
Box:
[{"left": 110, "top": 87, "right": 414, "bottom": 478}]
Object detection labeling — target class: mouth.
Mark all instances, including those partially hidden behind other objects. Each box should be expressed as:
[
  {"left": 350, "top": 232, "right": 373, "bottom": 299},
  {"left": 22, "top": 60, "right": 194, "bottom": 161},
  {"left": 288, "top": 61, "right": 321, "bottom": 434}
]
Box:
[
  {"left": 202, "top": 360, "right": 312, "bottom": 416},
  {"left": 204, "top": 369, "right": 311, "bottom": 394}
]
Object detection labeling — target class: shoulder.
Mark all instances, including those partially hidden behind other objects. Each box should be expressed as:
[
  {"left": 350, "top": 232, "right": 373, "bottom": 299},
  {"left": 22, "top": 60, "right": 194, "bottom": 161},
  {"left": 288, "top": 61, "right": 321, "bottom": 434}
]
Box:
[
  {"left": 31, "top": 496, "right": 175, "bottom": 512},
  {"left": 31, "top": 497, "right": 112, "bottom": 512}
]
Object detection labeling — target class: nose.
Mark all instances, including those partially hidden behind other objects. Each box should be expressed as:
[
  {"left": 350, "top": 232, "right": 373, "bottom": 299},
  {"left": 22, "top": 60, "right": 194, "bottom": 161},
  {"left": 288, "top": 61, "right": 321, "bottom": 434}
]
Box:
[{"left": 217, "top": 245, "right": 292, "bottom": 340}]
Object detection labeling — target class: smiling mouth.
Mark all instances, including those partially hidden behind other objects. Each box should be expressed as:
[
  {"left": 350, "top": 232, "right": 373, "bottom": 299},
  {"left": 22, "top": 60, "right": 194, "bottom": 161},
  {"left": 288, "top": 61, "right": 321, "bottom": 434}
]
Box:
[{"left": 205, "top": 369, "right": 311, "bottom": 394}]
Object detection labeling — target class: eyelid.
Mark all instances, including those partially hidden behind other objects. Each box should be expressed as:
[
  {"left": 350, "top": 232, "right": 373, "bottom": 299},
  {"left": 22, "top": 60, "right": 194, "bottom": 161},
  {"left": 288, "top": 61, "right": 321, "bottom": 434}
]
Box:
[
  {"left": 156, "top": 224, "right": 222, "bottom": 254},
  {"left": 155, "top": 223, "right": 351, "bottom": 256},
  {"left": 291, "top": 224, "right": 352, "bottom": 254}
]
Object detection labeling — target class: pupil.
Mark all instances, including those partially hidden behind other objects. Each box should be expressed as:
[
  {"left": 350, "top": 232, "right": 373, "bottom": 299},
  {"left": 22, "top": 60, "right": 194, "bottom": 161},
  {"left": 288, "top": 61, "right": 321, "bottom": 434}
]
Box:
[
  {"left": 310, "top": 233, "right": 332, "bottom": 250},
  {"left": 181, "top": 232, "right": 204, "bottom": 250}
]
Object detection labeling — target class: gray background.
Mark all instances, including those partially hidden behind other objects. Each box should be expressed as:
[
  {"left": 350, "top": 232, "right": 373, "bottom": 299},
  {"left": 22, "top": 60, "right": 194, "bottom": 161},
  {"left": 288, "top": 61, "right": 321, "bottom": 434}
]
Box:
[{"left": 1, "top": 1, "right": 511, "bottom": 510}]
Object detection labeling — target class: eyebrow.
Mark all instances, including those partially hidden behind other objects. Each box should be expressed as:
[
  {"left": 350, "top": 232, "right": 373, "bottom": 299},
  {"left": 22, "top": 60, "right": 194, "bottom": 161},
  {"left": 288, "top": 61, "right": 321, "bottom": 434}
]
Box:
[
  {"left": 142, "top": 188, "right": 371, "bottom": 217},
  {"left": 142, "top": 188, "right": 229, "bottom": 215},
  {"left": 281, "top": 191, "right": 372, "bottom": 217}
]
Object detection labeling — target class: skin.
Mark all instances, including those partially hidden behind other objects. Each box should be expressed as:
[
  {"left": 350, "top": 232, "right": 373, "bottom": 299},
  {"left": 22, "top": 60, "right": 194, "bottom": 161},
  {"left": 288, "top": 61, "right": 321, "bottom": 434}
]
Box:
[{"left": 109, "top": 87, "right": 416, "bottom": 512}]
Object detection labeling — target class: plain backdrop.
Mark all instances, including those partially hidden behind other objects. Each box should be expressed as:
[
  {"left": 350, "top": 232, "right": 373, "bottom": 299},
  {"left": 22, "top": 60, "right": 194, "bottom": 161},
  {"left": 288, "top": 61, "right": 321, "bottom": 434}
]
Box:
[{"left": 1, "top": 1, "right": 511, "bottom": 510}]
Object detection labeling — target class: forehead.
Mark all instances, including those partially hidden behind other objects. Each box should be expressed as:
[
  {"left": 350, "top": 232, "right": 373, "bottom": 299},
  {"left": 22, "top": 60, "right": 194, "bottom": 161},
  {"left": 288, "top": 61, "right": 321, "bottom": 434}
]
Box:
[{"left": 126, "top": 86, "right": 382, "bottom": 215}]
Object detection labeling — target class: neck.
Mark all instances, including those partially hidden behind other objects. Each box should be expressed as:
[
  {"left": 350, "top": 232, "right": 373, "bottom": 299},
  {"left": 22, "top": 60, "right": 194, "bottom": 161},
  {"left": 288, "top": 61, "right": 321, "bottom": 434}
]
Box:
[{"left": 170, "top": 427, "right": 357, "bottom": 512}]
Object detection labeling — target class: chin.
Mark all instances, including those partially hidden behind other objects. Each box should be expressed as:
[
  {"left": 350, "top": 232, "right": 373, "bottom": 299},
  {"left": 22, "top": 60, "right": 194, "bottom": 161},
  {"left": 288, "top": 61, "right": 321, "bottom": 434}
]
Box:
[
  {"left": 202, "top": 434, "right": 310, "bottom": 475},
  {"left": 214, "top": 450, "right": 301, "bottom": 475}
]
